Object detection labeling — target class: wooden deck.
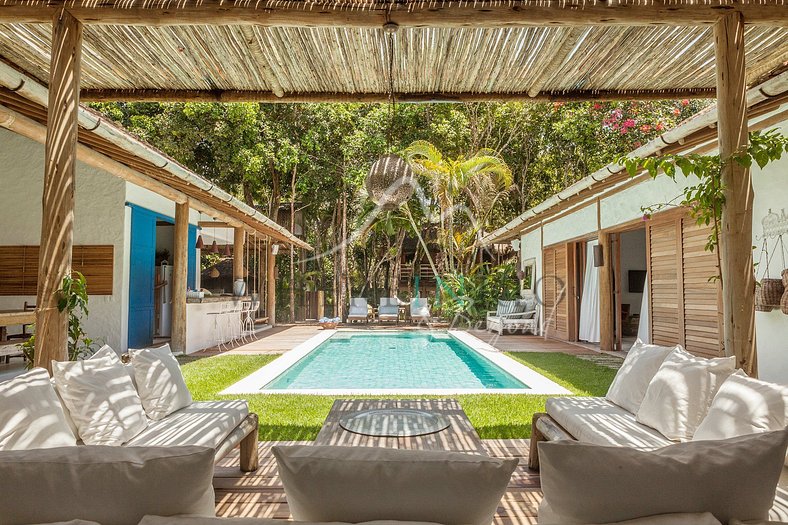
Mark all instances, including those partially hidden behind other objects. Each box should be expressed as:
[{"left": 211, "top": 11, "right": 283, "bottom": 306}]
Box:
[{"left": 214, "top": 438, "right": 541, "bottom": 524}]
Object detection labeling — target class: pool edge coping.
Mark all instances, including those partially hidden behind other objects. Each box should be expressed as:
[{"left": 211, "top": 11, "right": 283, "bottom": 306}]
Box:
[{"left": 219, "top": 329, "right": 572, "bottom": 396}]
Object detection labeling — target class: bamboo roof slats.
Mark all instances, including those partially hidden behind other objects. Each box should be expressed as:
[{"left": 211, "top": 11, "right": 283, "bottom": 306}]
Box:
[{"left": 0, "top": 21, "right": 784, "bottom": 102}]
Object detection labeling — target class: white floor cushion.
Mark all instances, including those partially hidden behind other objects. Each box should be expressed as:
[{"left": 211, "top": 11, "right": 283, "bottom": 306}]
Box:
[
  {"left": 0, "top": 445, "right": 216, "bottom": 525},
  {"left": 126, "top": 400, "right": 248, "bottom": 449},
  {"left": 0, "top": 368, "right": 76, "bottom": 450},
  {"left": 636, "top": 348, "right": 735, "bottom": 441},
  {"left": 130, "top": 344, "right": 193, "bottom": 420},
  {"left": 545, "top": 397, "right": 672, "bottom": 449},
  {"left": 694, "top": 370, "right": 788, "bottom": 441},
  {"left": 273, "top": 445, "right": 517, "bottom": 525},
  {"left": 606, "top": 340, "right": 677, "bottom": 414},
  {"left": 538, "top": 429, "right": 788, "bottom": 525},
  {"left": 52, "top": 355, "right": 148, "bottom": 446}
]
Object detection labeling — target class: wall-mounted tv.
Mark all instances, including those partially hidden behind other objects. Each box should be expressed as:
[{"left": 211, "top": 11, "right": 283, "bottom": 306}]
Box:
[{"left": 628, "top": 270, "right": 647, "bottom": 294}]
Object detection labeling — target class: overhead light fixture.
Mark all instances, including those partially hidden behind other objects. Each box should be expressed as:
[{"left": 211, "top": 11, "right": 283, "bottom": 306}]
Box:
[
  {"left": 271, "top": 244, "right": 280, "bottom": 256},
  {"left": 195, "top": 235, "right": 204, "bottom": 249},
  {"left": 593, "top": 244, "right": 604, "bottom": 267},
  {"left": 210, "top": 240, "right": 219, "bottom": 254},
  {"left": 223, "top": 243, "right": 232, "bottom": 257}
]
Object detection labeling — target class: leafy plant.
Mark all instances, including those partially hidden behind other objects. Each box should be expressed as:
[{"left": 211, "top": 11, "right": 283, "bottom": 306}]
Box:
[
  {"left": 617, "top": 129, "right": 788, "bottom": 255},
  {"left": 21, "top": 272, "right": 101, "bottom": 368},
  {"left": 439, "top": 262, "right": 520, "bottom": 324}
]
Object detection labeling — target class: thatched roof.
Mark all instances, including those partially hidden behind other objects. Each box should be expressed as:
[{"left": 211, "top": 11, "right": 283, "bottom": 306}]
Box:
[{"left": 0, "top": 1, "right": 785, "bottom": 102}]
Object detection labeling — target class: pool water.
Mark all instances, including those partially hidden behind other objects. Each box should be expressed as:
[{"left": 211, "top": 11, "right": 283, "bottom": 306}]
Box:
[{"left": 263, "top": 332, "right": 528, "bottom": 390}]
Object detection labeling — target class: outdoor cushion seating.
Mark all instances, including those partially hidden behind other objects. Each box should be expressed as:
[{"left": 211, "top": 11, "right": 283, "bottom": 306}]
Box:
[
  {"left": 378, "top": 298, "right": 400, "bottom": 323},
  {"left": 410, "top": 298, "right": 431, "bottom": 323},
  {"left": 486, "top": 296, "right": 539, "bottom": 335},
  {"left": 346, "top": 298, "right": 370, "bottom": 323}
]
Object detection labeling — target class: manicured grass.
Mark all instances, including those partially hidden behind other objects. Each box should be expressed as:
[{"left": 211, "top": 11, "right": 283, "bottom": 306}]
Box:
[{"left": 180, "top": 351, "right": 617, "bottom": 441}]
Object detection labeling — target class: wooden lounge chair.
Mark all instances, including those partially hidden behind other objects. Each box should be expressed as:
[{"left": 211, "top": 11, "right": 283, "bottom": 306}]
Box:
[
  {"left": 486, "top": 297, "right": 539, "bottom": 335},
  {"left": 346, "top": 298, "right": 370, "bottom": 323},
  {"left": 410, "top": 297, "right": 431, "bottom": 324},
  {"left": 378, "top": 298, "right": 400, "bottom": 323}
]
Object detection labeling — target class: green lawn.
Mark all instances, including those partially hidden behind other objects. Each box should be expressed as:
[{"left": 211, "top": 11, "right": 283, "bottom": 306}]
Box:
[{"left": 180, "top": 352, "right": 616, "bottom": 441}]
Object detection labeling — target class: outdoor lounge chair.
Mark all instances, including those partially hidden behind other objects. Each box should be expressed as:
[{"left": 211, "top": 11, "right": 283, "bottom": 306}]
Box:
[
  {"left": 378, "top": 297, "right": 400, "bottom": 323},
  {"left": 346, "top": 298, "right": 370, "bottom": 323},
  {"left": 410, "top": 297, "right": 431, "bottom": 324},
  {"left": 486, "top": 296, "right": 539, "bottom": 335}
]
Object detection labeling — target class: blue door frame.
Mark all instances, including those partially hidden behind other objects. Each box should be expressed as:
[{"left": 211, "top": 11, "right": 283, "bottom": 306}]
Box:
[{"left": 127, "top": 203, "right": 197, "bottom": 349}]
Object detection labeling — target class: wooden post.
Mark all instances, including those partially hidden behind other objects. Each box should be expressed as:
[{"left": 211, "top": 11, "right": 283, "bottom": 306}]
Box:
[
  {"left": 233, "top": 226, "right": 245, "bottom": 282},
  {"left": 317, "top": 290, "right": 325, "bottom": 320},
  {"left": 715, "top": 12, "right": 756, "bottom": 375},
  {"left": 267, "top": 241, "right": 276, "bottom": 327},
  {"left": 598, "top": 231, "right": 614, "bottom": 352},
  {"left": 171, "top": 200, "right": 189, "bottom": 354},
  {"left": 35, "top": 10, "right": 82, "bottom": 372}
]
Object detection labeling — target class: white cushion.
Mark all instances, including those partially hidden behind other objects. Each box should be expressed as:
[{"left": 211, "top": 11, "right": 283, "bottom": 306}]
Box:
[
  {"left": 606, "top": 340, "right": 677, "bottom": 413},
  {"left": 273, "top": 445, "right": 517, "bottom": 525},
  {"left": 636, "top": 348, "right": 735, "bottom": 441},
  {"left": 126, "top": 400, "right": 248, "bottom": 448},
  {"left": 130, "top": 344, "right": 193, "bottom": 421},
  {"left": 538, "top": 430, "right": 788, "bottom": 525},
  {"left": 91, "top": 344, "right": 137, "bottom": 387},
  {"left": 538, "top": 501, "right": 722, "bottom": 525},
  {"left": 694, "top": 370, "right": 788, "bottom": 441},
  {"left": 0, "top": 445, "right": 216, "bottom": 525},
  {"left": 545, "top": 397, "right": 673, "bottom": 449},
  {"left": 0, "top": 368, "right": 76, "bottom": 450},
  {"left": 52, "top": 356, "right": 148, "bottom": 446},
  {"left": 140, "top": 518, "right": 442, "bottom": 525}
]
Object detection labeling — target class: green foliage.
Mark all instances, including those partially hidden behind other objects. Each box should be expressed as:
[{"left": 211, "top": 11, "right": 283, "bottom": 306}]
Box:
[
  {"left": 438, "top": 262, "right": 520, "bottom": 323},
  {"left": 617, "top": 129, "right": 788, "bottom": 254},
  {"left": 21, "top": 272, "right": 101, "bottom": 368},
  {"left": 180, "top": 351, "right": 617, "bottom": 440}
]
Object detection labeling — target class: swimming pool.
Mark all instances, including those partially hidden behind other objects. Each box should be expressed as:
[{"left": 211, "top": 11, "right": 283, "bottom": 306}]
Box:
[{"left": 220, "top": 330, "right": 571, "bottom": 395}]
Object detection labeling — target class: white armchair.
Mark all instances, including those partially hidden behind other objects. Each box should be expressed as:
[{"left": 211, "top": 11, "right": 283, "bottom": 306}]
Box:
[{"left": 486, "top": 297, "right": 539, "bottom": 335}]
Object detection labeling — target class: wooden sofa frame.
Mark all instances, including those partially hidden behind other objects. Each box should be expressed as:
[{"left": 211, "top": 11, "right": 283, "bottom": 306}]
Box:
[
  {"left": 215, "top": 412, "right": 260, "bottom": 472},
  {"left": 528, "top": 412, "right": 575, "bottom": 470}
]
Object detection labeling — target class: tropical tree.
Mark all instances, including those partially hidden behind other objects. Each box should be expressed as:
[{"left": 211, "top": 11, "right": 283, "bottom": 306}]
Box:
[{"left": 402, "top": 140, "right": 513, "bottom": 272}]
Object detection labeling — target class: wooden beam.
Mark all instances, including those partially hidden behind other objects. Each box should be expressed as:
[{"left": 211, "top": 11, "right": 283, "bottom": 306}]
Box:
[
  {"left": 598, "top": 231, "right": 614, "bottom": 353},
  {"left": 35, "top": 10, "right": 81, "bottom": 373},
  {"left": 171, "top": 200, "right": 189, "bottom": 354},
  {"left": 715, "top": 12, "right": 756, "bottom": 376},
  {"left": 198, "top": 221, "right": 232, "bottom": 228},
  {"left": 0, "top": 1, "right": 786, "bottom": 27},
  {"left": 266, "top": 241, "right": 276, "bottom": 328},
  {"left": 239, "top": 26, "right": 284, "bottom": 98},
  {"left": 80, "top": 88, "right": 718, "bottom": 104},
  {"left": 233, "top": 227, "right": 245, "bottom": 281},
  {"left": 527, "top": 27, "right": 585, "bottom": 98}
]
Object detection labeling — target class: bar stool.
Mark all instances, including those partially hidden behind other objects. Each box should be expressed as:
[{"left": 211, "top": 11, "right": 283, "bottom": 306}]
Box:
[
  {"left": 240, "top": 301, "right": 255, "bottom": 343},
  {"left": 208, "top": 301, "right": 231, "bottom": 352}
]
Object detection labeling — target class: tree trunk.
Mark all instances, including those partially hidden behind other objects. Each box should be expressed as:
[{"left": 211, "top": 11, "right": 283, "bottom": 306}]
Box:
[
  {"left": 390, "top": 229, "right": 406, "bottom": 297},
  {"left": 332, "top": 197, "right": 339, "bottom": 317},
  {"left": 338, "top": 188, "right": 349, "bottom": 320},
  {"left": 289, "top": 165, "right": 297, "bottom": 323}
]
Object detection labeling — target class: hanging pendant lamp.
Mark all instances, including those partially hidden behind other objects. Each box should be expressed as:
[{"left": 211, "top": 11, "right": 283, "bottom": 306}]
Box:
[
  {"left": 366, "top": 20, "right": 415, "bottom": 211},
  {"left": 210, "top": 240, "right": 219, "bottom": 254},
  {"left": 223, "top": 243, "right": 232, "bottom": 257},
  {"left": 195, "top": 235, "right": 204, "bottom": 249}
]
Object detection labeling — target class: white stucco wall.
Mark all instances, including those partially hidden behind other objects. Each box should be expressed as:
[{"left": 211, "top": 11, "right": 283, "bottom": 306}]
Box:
[
  {"left": 752, "top": 118, "right": 788, "bottom": 384},
  {"left": 0, "top": 128, "right": 127, "bottom": 351},
  {"left": 543, "top": 203, "right": 597, "bottom": 246}
]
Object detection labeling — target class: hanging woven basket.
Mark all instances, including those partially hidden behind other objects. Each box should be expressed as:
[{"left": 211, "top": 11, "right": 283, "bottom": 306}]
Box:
[
  {"left": 755, "top": 284, "right": 773, "bottom": 312},
  {"left": 781, "top": 269, "right": 788, "bottom": 315},
  {"left": 761, "top": 278, "right": 785, "bottom": 307},
  {"left": 366, "top": 154, "right": 416, "bottom": 211}
]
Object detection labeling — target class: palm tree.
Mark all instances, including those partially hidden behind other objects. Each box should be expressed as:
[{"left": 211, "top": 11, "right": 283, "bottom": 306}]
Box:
[{"left": 402, "top": 140, "right": 513, "bottom": 272}]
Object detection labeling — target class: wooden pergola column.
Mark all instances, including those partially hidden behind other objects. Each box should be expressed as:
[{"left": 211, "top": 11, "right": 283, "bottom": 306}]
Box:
[
  {"left": 171, "top": 200, "right": 189, "bottom": 354},
  {"left": 34, "top": 10, "right": 82, "bottom": 373},
  {"left": 233, "top": 226, "right": 245, "bottom": 282},
  {"left": 715, "top": 12, "right": 757, "bottom": 375},
  {"left": 266, "top": 241, "right": 277, "bottom": 327},
  {"left": 598, "top": 231, "right": 615, "bottom": 353}
]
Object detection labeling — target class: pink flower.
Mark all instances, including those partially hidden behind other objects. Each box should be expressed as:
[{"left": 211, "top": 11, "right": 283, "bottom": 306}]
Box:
[
  {"left": 639, "top": 124, "right": 651, "bottom": 133},
  {"left": 623, "top": 118, "right": 636, "bottom": 129},
  {"left": 593, "top": 103, "right": 602, "bottom": 110},
  {"left": 681, "top": 99, "right": 690, "bottom": 106},
  {"left": 642, "top": 213, "right": 651, "bottom": 221},
  {"left": 655, "top": 122, "right": 665, "bottom": 131},
  {"left": 673, "top": 108, "right": 681, "bottom": 116},
  {"left": 634, "top": 141, "right": 642, "bottom": 148}
]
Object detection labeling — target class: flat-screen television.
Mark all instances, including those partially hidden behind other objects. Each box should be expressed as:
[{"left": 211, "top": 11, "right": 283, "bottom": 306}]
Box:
[{"left": 628, "top": 270, "right": 647, "bottom": 294}]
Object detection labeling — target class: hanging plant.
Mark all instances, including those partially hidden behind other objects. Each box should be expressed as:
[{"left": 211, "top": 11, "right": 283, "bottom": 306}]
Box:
[{"left": 617, "top": 129, "right": 788, "bottom": 257}]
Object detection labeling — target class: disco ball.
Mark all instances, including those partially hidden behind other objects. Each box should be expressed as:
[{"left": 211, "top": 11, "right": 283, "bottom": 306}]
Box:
[{"left": 366, "top": 154, "right": 416, "bottom": 210}]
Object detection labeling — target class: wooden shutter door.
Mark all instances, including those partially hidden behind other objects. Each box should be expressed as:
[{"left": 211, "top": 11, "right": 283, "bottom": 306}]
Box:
[
  {"left": 646, "top": 211, "right": 722, "bottom": 356},
  {"left": 542, "top": 244, "right": 569, "bottom": 340}
]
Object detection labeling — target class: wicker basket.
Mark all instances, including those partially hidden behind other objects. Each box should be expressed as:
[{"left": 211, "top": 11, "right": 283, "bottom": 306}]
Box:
[
  {"left": 761, "top": 278, "right": 785, "bottom": 307},
  {"left": 781, "top": 270, "right": 788, "bottom": 315},
  {"left": 755, "top": 284, "right": 773, "bottom": 312},
  {"left": 319, "top": 322, "right": 338, "bottom": 330}
]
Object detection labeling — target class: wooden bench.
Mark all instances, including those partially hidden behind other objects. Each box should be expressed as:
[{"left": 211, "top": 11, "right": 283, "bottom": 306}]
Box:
[{"left": 528, "top": 412, "right": 574, "bottom": 470}]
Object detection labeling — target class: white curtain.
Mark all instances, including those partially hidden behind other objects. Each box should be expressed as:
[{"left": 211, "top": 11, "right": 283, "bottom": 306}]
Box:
[
  {"left": 637, "top": 276, "right": 650, "bottom": 343},
  {"left": 579, "top": 240, "right": 601, "bottom": 343}
]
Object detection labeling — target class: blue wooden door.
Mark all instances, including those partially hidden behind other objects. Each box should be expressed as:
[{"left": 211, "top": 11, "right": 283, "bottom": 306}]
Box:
[
  {"left": 188, "top": 225, "right": 197, "bottom": 290},
  {"left": 128, "top": 206, "right": 157, "bottom": 349}
]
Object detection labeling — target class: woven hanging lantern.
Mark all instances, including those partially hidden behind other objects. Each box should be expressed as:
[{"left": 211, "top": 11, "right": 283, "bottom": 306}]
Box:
[
  {"left": 223, "top": 243, "right": 232, "bottom": 257},
  {"left": 210, "top": 240, "right": 219, "bottom": 254},
  {"left": 366, "top": 154, "right": 415, "bottom": 210},
  {"left": 195, "top": 235, "right": 204, "bottom": 249}
]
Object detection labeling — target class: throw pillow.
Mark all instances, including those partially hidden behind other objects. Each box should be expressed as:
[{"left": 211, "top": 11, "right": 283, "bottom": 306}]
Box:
[
  {"left": 694, "top": 370, "right": 788, "bottom": 441},
  {"left": 0, "top": 368, "right": 76, "bottom": 450},
  {"left": 606, "top": 340, "right": 677, "bottom": 414},
  {"left": 272, "top": 445, "right": 517, "bottom": 525},
  {"left": 130, "top": 344, "right": 192, "bottom": 421},
  {"left": 0, "top": 445, "right": 215, "bottom": 525},
  {"left": 52, "top": 355, "right": 148, "bottom": 445},
  {"left": 496, "top": 300, "right": 517, "bottom": 316},
  {"left": 636, "top": 347, "right": 735, "bottom": 441},
  {"left": 538, "top": 429, "right": 788, "bottom": 525}
]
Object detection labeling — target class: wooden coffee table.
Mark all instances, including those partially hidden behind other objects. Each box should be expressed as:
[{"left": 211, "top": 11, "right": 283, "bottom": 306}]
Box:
[{"left": 315, "top": 399, "right": 487, "bottom": 455}]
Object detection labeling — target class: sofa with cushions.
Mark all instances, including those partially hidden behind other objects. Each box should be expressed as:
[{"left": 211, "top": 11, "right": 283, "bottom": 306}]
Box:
[
  {"left": 529, "top": 341, "right": 788, "bottom": 469},
  {"left": 486, "top": 294, "right": 539, "bottom": 335},
  {"left": 0, "top": 344, "right": 259, "bottom": 472}
]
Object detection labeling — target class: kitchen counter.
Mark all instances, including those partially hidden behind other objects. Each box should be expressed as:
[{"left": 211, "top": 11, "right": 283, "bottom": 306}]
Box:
[{"left": 185, "top": 296, "right": 253, "bottom": 353}]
